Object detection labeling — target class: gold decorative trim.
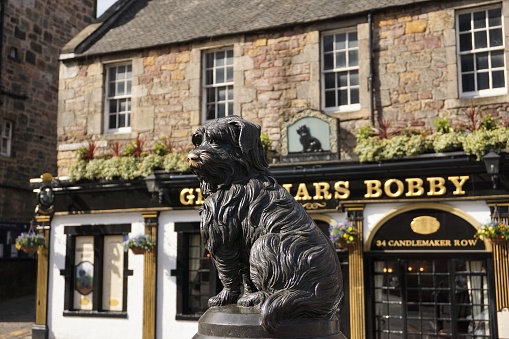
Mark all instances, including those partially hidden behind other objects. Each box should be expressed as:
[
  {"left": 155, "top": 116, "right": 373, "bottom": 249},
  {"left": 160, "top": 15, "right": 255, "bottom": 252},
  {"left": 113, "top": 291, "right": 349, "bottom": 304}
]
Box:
[
  {"left": 410, "top": 216, "right": 440, "bottom": 234},
  {"left": 302, "top": 202, "right": 327, "bottom": 210}
]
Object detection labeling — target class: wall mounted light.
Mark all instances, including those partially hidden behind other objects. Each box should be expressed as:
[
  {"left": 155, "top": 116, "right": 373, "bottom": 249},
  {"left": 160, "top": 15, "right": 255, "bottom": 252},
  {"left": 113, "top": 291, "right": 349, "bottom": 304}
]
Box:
[
  {"left": 483, "top": 151, "right": 500, "bottom": 189},
  {"left": 145, "top": 172, "right": 169, "bottom": 204}
]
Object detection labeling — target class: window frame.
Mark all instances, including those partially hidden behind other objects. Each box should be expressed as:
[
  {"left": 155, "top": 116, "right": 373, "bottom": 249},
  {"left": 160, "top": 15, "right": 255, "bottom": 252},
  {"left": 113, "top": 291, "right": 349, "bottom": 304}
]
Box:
[
  {"left": 202, "top": 48, "right": 234, "bottom": 122},
  {"left": 172, "top": 222, "right": 219, "bottom": 320},
  {"left": 104, "top": 63, "right": 133, "bottom": 134},
  {"left": 456, "top": 6, "right": 507, "bottom": 98},
  {"left": 1, "top": 120, "right": 13, "bottom": 157},
  {"left": 321, "top": 29, "right": 361, "bottom": 113},
  {"left": 61, "top": 224, "right": 132, "bottom": 318}
]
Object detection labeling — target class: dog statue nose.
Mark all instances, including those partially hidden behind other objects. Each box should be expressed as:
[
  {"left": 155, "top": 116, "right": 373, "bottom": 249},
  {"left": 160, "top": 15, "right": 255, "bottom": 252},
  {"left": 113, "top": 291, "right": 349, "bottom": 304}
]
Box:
[{"left": 188, "top": 153, "right": 199, "bottom": 162}]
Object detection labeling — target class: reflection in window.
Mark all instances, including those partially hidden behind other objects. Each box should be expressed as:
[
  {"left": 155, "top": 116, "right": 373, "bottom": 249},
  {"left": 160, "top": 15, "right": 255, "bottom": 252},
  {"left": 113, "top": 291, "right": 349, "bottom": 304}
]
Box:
[
  {"left": 457, "top": 7, "right": 506, "bottom": 97},
  {"left": 373, "top": 258, "right": 492, "bottom": 338}
]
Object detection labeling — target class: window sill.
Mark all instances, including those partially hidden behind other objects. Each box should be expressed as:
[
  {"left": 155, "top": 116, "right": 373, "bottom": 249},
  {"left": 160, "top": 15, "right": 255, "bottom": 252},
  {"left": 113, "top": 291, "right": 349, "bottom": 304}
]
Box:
[{"left": 63, "top": 310, "right": 127, "bottom": 318}]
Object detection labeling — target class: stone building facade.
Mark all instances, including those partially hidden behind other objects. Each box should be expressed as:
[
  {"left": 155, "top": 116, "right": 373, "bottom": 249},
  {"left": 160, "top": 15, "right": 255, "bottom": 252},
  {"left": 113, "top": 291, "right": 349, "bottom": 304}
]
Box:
[{"left": 0, "top": 0, "right": 95, "bottom": 293}]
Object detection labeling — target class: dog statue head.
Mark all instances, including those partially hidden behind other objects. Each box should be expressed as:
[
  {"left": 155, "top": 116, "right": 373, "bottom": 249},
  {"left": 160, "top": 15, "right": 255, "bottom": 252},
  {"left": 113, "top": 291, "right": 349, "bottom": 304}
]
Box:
[{"left": 188, "top": 116, "right": 269, "bottom": 195}]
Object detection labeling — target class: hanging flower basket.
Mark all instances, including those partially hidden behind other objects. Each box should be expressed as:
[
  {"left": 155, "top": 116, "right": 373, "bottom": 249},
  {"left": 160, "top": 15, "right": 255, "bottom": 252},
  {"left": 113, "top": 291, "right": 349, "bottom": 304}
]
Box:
[
  {"left": 123, "top": 234, "right": 155, "bottom": 255},
  {"left": 329, "top": 220, "right": 358, "bottom": 249},
  {"left": 474, "top": 220, "right": 509, "bottom": 245},
  {"left": 15, "top": 232, "right": 45, "bottom": 255}
]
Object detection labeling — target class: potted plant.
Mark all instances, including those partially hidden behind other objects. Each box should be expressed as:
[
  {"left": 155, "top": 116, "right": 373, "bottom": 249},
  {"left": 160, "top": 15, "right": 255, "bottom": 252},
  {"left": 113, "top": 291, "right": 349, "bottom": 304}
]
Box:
[
  {"left": 474, "top": 220, "right": 509, "bottom": 245},
  {"left": 123, "top": 234, "right": 155, "bottom": 254},
  {"left": 329, "top": 220, "right": 358, "bottom": 248},
  {"left": 15, "top": 232, "right": 45, "bottom": 255}
]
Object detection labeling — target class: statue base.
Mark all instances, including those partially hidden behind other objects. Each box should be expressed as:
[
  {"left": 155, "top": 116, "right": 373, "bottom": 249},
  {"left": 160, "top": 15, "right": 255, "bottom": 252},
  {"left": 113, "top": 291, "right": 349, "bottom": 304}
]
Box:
[{"left": 193, "top": 305, "right": 347, "bottom": 339}]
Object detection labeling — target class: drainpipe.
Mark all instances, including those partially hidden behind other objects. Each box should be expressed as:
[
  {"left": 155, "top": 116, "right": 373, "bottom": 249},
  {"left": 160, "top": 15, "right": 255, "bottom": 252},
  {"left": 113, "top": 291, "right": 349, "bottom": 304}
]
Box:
[{"left": 368, "top": 12, "right": 375, "bottom": 126}]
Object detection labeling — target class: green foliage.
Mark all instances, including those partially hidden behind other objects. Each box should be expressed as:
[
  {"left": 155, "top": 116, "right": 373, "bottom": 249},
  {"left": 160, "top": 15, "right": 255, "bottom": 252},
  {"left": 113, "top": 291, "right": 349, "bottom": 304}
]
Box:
[
  {"left": 433, "top": 118, "right": 452, "bottom": 133},
  {"left": 260, "top": 132, "right": 271, "bottom": 151}
]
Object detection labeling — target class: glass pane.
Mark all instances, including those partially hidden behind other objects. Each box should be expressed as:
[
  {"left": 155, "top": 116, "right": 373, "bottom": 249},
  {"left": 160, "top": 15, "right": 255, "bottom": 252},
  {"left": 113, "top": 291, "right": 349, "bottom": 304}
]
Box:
[
  {"left": 336, "top": 51, "right": 346, "bottom": 68},
  {"left": 109, "top": 100, "right": 117, "bottom": 113},
  {"left": 126, "top": 65, "right": 132, "bottom": 78},
  {"left": 348, "top": 32, "right": 358, "bottom": 47},
  {"left": 351, "top": 88, "right": 359, "bottom": 104},
  {"left": 217, "top": 103, "right": 225, "bottom": 118},
  {"left": 207, "top": 88, "right": 215, "bottom": 103},
  {"left": 216, "top": 68, "right": 224, "bottom": 83},
  {"left": 118, "top": 113, "right": 126, "bottom": 128},
  {"left": 351, "top": 71, "right": 359, "bottom": 86},
  {"left": 489, "top": 28, "right": 503, "bottom": 47},
  {"left": 117, "top": 65, "right": 126, "bottom": 79},
  {"left": 205, "top": 53, "right": 214, "bottom": 68},
  {"left": 458, "top": 13, "right": 471, "bottom": 32},
  {"left": 228, "top": 102, "right": 233, "bottom": 115},
  {"left": 488, "top": 8, "right": 502, "bottom": 27},
  {"left": 477, "top": 72, "right": 489, "bottom": 90},
  {"left": 474, "top": 31, "right": 487, "bottom": 49},
  {"left": 335, "top": 33, "right": 346, "bottom": 50},
  {"left": 120, "top": 99, "right": 127, "bottom": 112},
  {"left": 205, "top": 69, "right": 213, "bottom": 85},
  {"left": 108, "top": 82, "right": 116, "bottom": 97},
  {"left": 323, "top": 35, "right": 333, "bottom": 53},
  {"left": 126, "top": 112, "right": 130, "bottom": 127},
  {"left": 462, "top": 73, "right": 475, "bottom": 92},
  {"left": 216, "top": 51, "right": 225, "bottom": 66},
  {"left": 108, "top": 68, "right": 117, "bottom": 82},
  {"left": 348, "top": 50, "right": 358, "bottom": 67},
  {"left": 476, "top": 52, "right": 489, "bottom": 70},
  {"left": 109, "top": 114, "right": 117, "bottom": 129},
  {"left": 226, "top": 67, "right": 233, "bottom": 82},
  {"left": 117, "top": 82, "right": 125, "bottom": 96},
  {"left": 459, "top": 33, "right": 472, "bottom": 52},
  {"left": 206, "top": 104, "right": 215, "bottom": 120},
  {"left": 339, "top": 89, "right": 348, "bottom": 106},
  {"left": 218, "top": 88, "right": 226, "bottom": 101},
  {"left": 102, "top": 235, "right": 124, "bottom": 312},
  {"left": 339, "top": 73, "right": 348, "bottom": 87},
  {"left": 491, "top": 50, "right": 504, "bottom": 68},
  {"left": 324, "top": 73, "right": 335, "bottom": 89},
  {"left": 226, "top": 50, "right": 233, "bottom": 64},
  {"left": 461, "top": 54, "right": 474, "bottom": 72},
  {"left": 324, "top": 90, "right": 335, "bottom": 107},
  {"left": 473, "top": 11, "right": 486, "bottom": 29},
  {"left": 492, "top": 70, "right": 505, "bottom": 88},
  {"left": 74, "top": 236, "right": 94, "bottom": 310},
  {"left": 323, "top": 53, "right": 333, "bottom": 70},
  {"left": 227, "top": 87, "right": 233, "bottom": 100},
  {"left": 126, "top": 80, "right": 131, "bottom": 95}
]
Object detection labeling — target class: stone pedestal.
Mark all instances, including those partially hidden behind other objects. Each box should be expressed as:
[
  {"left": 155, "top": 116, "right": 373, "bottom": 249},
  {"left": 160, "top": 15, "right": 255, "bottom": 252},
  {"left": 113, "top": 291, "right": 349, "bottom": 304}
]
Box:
[{"left": 193, "top": 305, "right": 347, "bottom": 339}]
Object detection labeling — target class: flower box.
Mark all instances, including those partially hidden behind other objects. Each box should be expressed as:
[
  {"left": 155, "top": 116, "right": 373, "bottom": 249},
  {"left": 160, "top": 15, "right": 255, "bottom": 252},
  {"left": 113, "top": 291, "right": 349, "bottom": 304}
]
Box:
[{"left": 124, "top": 234, "right": 155, "bottom": 255}]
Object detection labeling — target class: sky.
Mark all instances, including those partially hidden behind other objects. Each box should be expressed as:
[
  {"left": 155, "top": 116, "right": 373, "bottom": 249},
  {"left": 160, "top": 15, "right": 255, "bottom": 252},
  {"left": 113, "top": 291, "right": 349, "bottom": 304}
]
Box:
[{"left": 97, "top": 0, "right": 118, "bottom": 17}]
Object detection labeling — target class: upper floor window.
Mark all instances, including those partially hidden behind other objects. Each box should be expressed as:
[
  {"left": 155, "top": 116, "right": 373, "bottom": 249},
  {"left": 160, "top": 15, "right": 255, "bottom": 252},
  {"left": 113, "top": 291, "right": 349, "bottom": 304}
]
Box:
[
  {"left": 62, "top": 224, "right": 131, "bottom": 317},
  {"left": 1, "top": 120, "right": 12, "bottom": 157},
  {"left": 203, "top": 49, "right": 234, "bottom": 121},
  {"left": 457, "top": 7, "right": 506, "bottom": 98},
  {"left": 105, "top": 63, "right": 132, "bottom": 133},
  {"left": 322, "top": 30, "right": 360, "bottom": 113}
]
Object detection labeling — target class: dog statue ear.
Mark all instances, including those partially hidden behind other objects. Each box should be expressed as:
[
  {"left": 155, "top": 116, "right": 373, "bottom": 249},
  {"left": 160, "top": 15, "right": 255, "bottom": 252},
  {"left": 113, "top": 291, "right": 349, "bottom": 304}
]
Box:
[{"left": 227, "top": 117, "right": 261, "bottom": 154}]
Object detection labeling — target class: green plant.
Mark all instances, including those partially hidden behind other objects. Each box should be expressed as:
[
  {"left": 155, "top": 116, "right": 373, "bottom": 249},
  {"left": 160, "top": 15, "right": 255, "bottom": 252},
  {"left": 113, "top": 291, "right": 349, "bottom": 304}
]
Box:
[
  {"left": 329, "top": 220, "right": 358, "bottom": 245},
  {"left": 123, "top": 234, "right": 155, "bottom": 252},
  {"left": 260, "top": 132, "right": 271, "bottom": 151},
  {"left": 123, "top": 136, "right": 145, "bottom": 157},
  {"left": 15, "top": 232, "right": 45, "bottom": 250},
  {"left": 474, "top": 220, "right": 509, "bottom": 242},
  {"left": 433, "top": 118, "right": 452, "bottom": 134},
  {"left": 152, "top": 137, "right": 170, "bottom": 156},
  {"left": 76, "top": 141, "right": 97, "bottom": 161}
]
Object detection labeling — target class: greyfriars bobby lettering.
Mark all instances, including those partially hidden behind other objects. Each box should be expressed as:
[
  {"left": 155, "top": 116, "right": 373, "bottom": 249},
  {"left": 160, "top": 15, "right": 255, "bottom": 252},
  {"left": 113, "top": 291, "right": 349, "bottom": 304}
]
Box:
[{"left": 188, "top": 116, "right": 343, "bottom": 335}]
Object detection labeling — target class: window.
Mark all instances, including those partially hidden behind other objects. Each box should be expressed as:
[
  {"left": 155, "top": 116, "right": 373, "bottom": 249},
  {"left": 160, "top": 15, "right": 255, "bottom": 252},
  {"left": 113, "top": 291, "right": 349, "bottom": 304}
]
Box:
[
  {"left": 322, "top": 31, "right": 360, "bottom": 113},
  {"left": 105, "top": 63, "right": 132, "bottom": 132},
  {"left": 1, "top": 120, "right": 12, "bottom": 157},
  {"left": 371, "top": 257, "right": 494, "bottom": 338},
  {"left": 457, "top": 7, "right": 506, "bottom": 97},
  {"left": 172, "top": 223, "right": 219, "bottom": 320},
  {"left": 61, "top": 224, "right": 131, "bottom": 317},
  {"left": 203, "top": 49, "right": 234, "bottom": 121}
]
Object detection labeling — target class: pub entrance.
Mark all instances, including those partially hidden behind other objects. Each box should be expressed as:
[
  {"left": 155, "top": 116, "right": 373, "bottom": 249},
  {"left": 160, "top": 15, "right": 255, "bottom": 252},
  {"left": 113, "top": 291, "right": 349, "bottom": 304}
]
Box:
[{"left": 366, "top": 254, "right": 496, "bottom": 338}]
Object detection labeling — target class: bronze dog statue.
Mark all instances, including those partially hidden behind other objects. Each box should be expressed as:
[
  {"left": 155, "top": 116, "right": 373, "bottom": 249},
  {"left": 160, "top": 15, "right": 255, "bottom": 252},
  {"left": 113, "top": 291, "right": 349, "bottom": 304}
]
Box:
[{"left": 188, "top": 116, "right": 343, "bottom": 333}]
